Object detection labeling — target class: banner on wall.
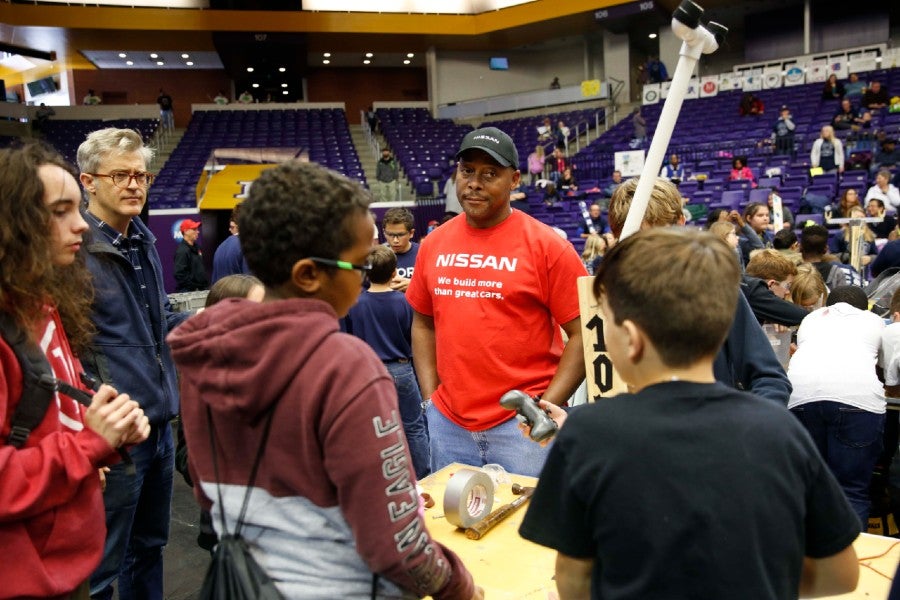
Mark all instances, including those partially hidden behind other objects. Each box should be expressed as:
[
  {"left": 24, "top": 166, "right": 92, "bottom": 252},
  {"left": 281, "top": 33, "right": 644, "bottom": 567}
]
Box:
[
  {"left": 659, "top": 81, "right": 672, "bottom": 99},
  {"left": 642, "top": 83, "right": 660, "bottom": 105},
  {"left": 581, "top": 79, "right": 602, "bottom": 97},
  {"left": 850, "top": 55, "right": 878, "bottom": 73},
  {"left": 807, "top": 60, "right": 828, "bottom": 83},
  {"left": 884, "top": 48, "right": 900, "bottom": 69},
  {"left": 718, "top": 72, "right": 742, "bottom": 91},
  {"left": 699, "top": 76, "right": 719, "bottom": 97},
  {"left": 783, "top": 65, "right": 805, "bottom": 86},
  {"left": 614, "top": 150, "right": 645, "bottom": 177},
  {"left": 684, "top": 78, "right": 699, "bottom": 99},
  {"left": 762, "top": 72, "right": 782, "bottom": 89},
  {"left": 742, "top": 74, "right": 761, "bottom": 91},
  {"left": 829, "top": 55, "right": 849, "bottom": 79}
]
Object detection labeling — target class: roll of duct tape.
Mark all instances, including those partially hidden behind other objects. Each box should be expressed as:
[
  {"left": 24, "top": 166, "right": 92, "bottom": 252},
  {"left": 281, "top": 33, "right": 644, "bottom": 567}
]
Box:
[{"left": 443, "top": 468, "right": 494, "bottom": 529}]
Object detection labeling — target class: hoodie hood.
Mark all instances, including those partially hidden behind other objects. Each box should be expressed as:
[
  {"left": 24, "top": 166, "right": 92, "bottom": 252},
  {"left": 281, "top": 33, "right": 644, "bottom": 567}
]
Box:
[{"left": 167, "top": 297, "right": 338, "bottom": 422}]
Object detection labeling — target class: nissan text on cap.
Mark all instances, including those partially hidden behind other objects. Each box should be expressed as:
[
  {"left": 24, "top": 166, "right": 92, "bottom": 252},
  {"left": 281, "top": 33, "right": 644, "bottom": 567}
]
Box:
[{"left": 456, "top": 127, "right": 519, "bottom": 169}]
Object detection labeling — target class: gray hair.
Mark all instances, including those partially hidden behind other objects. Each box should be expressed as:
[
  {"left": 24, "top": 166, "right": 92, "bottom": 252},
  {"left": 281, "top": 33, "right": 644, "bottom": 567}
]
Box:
[{"left": 76, "top": 128, "right": 154, "bottom": 174}]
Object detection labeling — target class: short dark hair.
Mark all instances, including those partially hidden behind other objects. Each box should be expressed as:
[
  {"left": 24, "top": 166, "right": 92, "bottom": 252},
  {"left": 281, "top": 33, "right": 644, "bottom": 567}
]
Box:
[
  {"left": 230, "top": 202, "right": 241, "bottom": 223},
  {"left": 238, "top": 161, "right": 370, "bottom": 287},
  {"left": 869, "top": 197, "right": 885, "bottom": 210},
  {"left": 382, "top": 207, "right": 414, "bottom": 232},
  {"left": 772, "top": 228, "right": 797, "bottom": 250},
  {"left": 368, "top": 245, "right": 397, "bottom": 285},
  {"left": 593, "top": 228, "right": 739, "bottom": 368},
  {"left": 800, "top": 224, "right": 829, "bottom": 257},
  {"left": 826, "top": 285, "right": 868, "bottom": 311},
  {"left": 706, "top": 208, "right": 727, "bottom": 228}
]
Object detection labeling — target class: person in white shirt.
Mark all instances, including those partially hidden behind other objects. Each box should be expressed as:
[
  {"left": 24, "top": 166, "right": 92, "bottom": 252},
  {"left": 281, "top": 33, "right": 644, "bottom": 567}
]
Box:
[
  {"left": 788, "top": 285, "right": 886, "bottom": 529},
  {"left": 865, "top": 169, "right": 900, "bottom": 212}
]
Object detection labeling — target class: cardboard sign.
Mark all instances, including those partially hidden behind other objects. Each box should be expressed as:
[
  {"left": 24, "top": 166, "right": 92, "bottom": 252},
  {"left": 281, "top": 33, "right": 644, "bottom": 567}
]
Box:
[{"left": 578, "top": 276, "right": 627, "bottom": 402}]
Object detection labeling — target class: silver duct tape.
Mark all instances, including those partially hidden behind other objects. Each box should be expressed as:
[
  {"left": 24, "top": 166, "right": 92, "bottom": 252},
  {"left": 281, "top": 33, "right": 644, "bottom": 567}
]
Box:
[{"left": 443, "top": 468, "right": 494, "bottom": 528}]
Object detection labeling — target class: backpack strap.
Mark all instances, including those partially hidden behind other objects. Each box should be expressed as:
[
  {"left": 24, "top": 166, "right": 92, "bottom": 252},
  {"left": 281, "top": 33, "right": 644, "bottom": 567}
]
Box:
[
  {"left": 206, "top": 404, "right": 276, "bottom": 537},
  {"left": 0, "top": 314, "right": 57, "bottom": 449}
]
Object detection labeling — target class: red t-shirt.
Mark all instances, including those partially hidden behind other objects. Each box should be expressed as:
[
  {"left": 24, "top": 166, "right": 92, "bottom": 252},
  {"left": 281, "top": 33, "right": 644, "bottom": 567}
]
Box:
[{"left": 407, "top": 210, "right": 587, "bottom": 430}]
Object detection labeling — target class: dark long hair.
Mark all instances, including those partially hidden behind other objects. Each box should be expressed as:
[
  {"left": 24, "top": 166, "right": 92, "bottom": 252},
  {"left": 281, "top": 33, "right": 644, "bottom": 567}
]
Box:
[{"left": 0, "top": 142, "right": 94, "bottom": 353}]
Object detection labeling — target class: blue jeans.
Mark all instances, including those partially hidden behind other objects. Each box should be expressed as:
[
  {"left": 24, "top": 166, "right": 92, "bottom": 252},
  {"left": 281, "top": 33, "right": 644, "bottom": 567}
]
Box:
[
  {"left": 791, "top": 401, "right": 885, "bottom": 530},
  {"left": 90, "top": 422, "right": 175, "bottom": 600},
  {"left": 426, "top": 402, "right": 549, "bottom": 477},
  {"left": 384, "top": 360, "right": 431, "bottom": 479}
]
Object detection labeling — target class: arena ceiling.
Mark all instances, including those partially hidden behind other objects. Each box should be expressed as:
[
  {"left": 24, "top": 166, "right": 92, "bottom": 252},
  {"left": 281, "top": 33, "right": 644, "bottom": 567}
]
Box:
[{"left": 0, "top": 0, "right": 817, "bottom": 86}]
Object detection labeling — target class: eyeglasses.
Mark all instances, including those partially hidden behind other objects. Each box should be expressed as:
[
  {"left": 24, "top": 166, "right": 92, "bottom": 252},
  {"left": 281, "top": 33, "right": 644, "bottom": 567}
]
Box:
[
  {"left": 383, "top": 231, "right": 410, "bottom": 239},
  {"left": 88, "top": 171, "right": 154, "bottom": 188},
  {"left": 308, "top": 257, "right": 372, "bottom": 275}
]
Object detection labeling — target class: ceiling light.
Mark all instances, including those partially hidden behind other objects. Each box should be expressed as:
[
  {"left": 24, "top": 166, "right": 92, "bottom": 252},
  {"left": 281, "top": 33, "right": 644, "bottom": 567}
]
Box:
[
  {"left": 363, "top": 59, "right": 370, "bottom": 65},
  {"left": 252, "top": 83, "right": 259, "bottom": 88},
  {"left": 282, "top": 90, "right": 289, "bottom": 95},
  {"left": 323, "top": 59, "right": 330, "bottom": 64},
  {"left": 648, "top": 33, "right": 657, "bottom": 39},
  {"left": 186, "top": 61, "right": 194, "bottom": 66},
  {"left": 407, "top": 53, "right": 414, "bottom": 58},
  {"left": 181, "top": 53, "right": 189, "bottom": 59},
  {"left": 279, "top": 67, "right": 286, "bottom": 72},
  {"left": 118, "top": 53, "right": 127, "bottom": 58},
  {"left": 247, "top": 67, "right": 254, "bottom": 72},
  {"left": 156, "top": 61, "right": 164, "bottom": 66},
  {"left": 150, "top": 53, "right": 158, "bottom": 59},
  {"left": 365, "top": 52, "right": 373, "bottom": 58},
  {"left": 126, "top": 60, "right": 134, "bottom": 66},
  {"left": 403, "top": 60, "right": 410, "bottom": 65},
  {"left": 323, "top": 52, "right": 331, "bottom": 58},
  {"left": 281, "top": 83, "right": 288, "bottom": 88}
]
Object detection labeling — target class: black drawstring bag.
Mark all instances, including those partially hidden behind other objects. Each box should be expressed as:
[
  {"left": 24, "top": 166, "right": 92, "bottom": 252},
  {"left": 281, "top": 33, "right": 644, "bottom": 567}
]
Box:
[{"left": 199, "top": 406, "right": 285, "bottom": 600}]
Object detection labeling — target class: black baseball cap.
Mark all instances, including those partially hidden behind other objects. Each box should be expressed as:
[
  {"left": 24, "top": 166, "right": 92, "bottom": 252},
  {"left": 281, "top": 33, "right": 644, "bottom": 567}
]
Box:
[{"left": 456, "top": 127, "right": 519, "bottom": 168}]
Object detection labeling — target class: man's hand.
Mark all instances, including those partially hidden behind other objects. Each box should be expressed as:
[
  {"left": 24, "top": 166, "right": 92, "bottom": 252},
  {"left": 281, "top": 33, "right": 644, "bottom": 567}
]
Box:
[
  {"left": 390, "top": 276, "right": 411, "bottom": 293},
  {"left": 84, "top": 385, "right": 150, "bottom": 449}
]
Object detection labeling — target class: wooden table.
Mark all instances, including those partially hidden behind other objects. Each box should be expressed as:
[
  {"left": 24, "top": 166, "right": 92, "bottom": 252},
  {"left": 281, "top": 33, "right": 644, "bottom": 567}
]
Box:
[
  {"left": 420, "top": 463, "right": 554, "bottom": 599},
  {"left": 419, "top": 464, "right": 900, "bottom": 599}
]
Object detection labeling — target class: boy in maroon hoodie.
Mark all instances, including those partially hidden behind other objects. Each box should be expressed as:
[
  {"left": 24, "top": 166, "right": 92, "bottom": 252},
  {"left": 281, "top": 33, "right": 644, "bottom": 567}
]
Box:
[
  {"left": 168, "top": 161, "right": 481, "bottom": 599},
  {"left": 0, "top": 143, "right": 149, "bottom": 599}
]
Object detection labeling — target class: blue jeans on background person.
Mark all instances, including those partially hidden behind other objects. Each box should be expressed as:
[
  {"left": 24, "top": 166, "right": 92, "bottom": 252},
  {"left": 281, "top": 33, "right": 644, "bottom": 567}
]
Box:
[
  {"left": 791, "top": 401, "right": 885, "bottom": 530},
  {"left": 425, "top": 401, "right": 549, "bottom": 478},
  {"left": 384, "top": 360, "right": 431, "bottom": 479},
  {"left": 90, "top": 422, "right": 175, "bottom": 600}
]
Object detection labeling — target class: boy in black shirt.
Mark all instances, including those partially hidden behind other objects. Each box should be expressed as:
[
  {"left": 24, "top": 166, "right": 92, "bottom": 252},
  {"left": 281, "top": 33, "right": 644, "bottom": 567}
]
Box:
[{"left": 519, "top": 228, "right": 860, "bottom": 599}]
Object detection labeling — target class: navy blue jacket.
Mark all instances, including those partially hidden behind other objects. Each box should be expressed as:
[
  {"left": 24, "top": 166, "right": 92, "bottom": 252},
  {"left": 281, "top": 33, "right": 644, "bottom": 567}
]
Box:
[
  {"left": 81, "top": 215, "right": 188, "bottom": 425},
  {"left": 714, "top": 293, "right": 792, "bottom": 405}
]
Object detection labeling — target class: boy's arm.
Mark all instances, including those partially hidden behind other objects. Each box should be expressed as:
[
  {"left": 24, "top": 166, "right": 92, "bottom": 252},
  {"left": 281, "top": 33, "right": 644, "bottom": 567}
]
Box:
[
  {"left": 411, "top": 310, "right": 439, "bottom": 400},
  {"left": 798, "top": 546, "right": 859, "bottom": 598},
  {"left": 555, "top": 553, "right": 593, "bottom": 600}
]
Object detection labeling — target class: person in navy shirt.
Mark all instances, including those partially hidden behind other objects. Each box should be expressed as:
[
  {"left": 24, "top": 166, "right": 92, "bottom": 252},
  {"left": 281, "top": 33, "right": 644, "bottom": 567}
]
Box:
[{"left": 382, "top": 207, "right": 418, "bottom": 292}]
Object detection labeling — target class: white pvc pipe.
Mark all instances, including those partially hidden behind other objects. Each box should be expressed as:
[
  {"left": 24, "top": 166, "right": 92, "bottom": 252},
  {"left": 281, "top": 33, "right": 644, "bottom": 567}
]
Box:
[{"left": 619, "top": 16, "right": 720, "bottom": 240}]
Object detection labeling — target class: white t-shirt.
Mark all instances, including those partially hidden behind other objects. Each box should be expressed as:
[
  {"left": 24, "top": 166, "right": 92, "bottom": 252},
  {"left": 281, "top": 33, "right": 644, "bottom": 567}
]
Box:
[
  {"left": 788, "top": 302, "right": 886, "bottom": 413},
  {"left": 881, "top": 322, "right": 900, "bottom": 387}
]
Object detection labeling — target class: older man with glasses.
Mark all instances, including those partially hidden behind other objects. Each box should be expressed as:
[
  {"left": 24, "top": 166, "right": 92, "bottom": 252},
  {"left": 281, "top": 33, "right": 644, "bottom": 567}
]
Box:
[{"left": 77, "top": 128, "right": 189, "bottom": 600}]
